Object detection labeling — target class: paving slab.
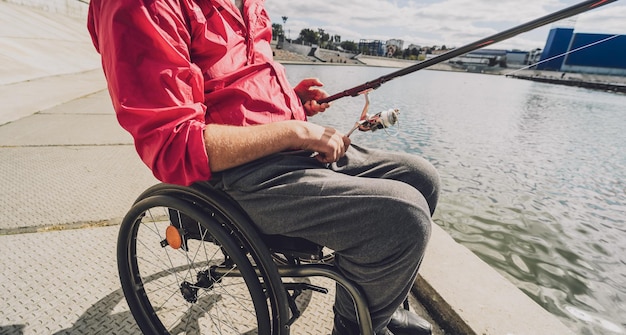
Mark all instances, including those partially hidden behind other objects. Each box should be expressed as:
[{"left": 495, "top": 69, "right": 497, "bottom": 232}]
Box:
[
  {"left": 0, "top": 145, "right": 157, "bottom": 231},
  {"left": 0, "top": 104, "right": 130, "bottom": 147},
  {"left": 0, "top": 226, "right": 127, "bottom": 334},
  {"left": 43, "top": 89, "right": 115, "bottom": 116},
  {"left": 0, "top": 70, "right": 107, "bottom": 126}
]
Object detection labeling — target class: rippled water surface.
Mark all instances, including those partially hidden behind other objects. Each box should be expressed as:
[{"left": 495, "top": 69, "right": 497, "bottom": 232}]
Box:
[{"left": 285, "top": 64, "right": 626, "bottom": 335}]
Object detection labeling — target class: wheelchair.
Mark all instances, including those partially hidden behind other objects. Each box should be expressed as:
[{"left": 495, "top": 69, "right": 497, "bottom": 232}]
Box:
[{"left": 117, "top": 182, "right": 375, "bottom": 334}]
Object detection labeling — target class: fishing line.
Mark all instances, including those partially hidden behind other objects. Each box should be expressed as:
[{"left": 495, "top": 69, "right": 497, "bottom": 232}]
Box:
[
  {"left": 505, "top": 34, "right": 620, "bottom": 76},
  {"left": 319, "top": 0, "right": 620, "bottom": 136}
]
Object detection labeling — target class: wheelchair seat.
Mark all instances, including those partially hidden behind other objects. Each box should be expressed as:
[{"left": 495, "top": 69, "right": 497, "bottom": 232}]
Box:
[
  {"left": 166, "top": 206, "right": 324, "bottom": 261},
  {"left": 264, "top": 234, "right": 324, "bottom": 261}
]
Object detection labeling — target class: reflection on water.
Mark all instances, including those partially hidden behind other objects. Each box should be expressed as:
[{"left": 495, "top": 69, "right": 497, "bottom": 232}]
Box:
[{"left": 285, "top": 65, "right": 626, "bottom": 335}]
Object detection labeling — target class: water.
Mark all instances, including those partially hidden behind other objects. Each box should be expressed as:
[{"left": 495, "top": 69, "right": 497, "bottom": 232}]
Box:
[{"left": 284, "top": 64, "right": 626, "bottom": 335}]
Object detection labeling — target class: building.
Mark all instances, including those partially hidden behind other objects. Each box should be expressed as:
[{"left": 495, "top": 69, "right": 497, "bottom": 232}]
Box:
[
  {"left": 358, "top": 39, "right": 385, "bottom": 56},
  {"left": 406, "top": 44, "right": 421, "bottom": 52},
  {"left": 385, "top": 39, "right": 404, "bottom": 57},
  {"left": 527, "top": 48, "right": 543, "bottom": 65},
  {"left": 536, "top": 28, "right": 626, "bottom": 76},
  {"left": 449, "top": 49, "right": 507, "bottom": 72},
  {"left": 506, "top": 50, "right": 530, "bottom": 66}
]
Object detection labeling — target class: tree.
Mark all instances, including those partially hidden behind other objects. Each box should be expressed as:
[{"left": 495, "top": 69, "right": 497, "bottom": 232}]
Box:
[
  {"left": 298, "top": 28, "right": 318, "bottom": 45},
  {"left": 272, "top": 23, "right": 284, "bottom": 40},
  {"left": 393, "top": 48, "right": 403, "bottom": 58},
  {"left": 318, "top": 28, "right": 330, "bottom": 48},
  {"left": 340, "top": 40, "right": 358, "bottom": 53},
  {"left": 403, "top": 48, "right": 412, "bottom": 59},
  {"left": 404, "top": 47, "right": 419, "bottom": 60}
]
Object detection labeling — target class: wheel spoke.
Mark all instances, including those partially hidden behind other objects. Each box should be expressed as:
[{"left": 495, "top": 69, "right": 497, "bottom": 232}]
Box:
[{"left": 118, "top": 195, "right": 275, "bottom": 334}]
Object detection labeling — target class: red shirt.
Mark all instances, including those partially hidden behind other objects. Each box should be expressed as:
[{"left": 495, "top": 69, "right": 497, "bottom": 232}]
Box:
[{"left": 87, "top": 0, "right": 307, "bottom": 185}]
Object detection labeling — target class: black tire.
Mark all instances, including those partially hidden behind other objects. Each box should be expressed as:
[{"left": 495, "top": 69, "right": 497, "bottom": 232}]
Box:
[{"left": 118, "top": 194, "right": 273, "bottom": 334}]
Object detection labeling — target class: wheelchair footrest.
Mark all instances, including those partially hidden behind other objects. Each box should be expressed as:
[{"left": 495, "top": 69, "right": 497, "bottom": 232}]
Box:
[
  {"left": 283, "top": 282, "right": 329, "bottom": 327},
  {"left": 283, "top": 282, "right": 329, "bottom": 294}
]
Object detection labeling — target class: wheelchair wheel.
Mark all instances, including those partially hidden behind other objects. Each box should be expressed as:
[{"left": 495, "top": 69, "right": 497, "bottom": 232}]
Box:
[{"left": 118, "top": 194, "right": 275, "bottom": 334}]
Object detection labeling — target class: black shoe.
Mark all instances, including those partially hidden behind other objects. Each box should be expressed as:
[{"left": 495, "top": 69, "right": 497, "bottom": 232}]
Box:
[
  {"left": 332, "top": 312, "right": 360, "bottom": 335},
  {"left": 332, "top": 312, "right": 396, "bottom": 335},
  {"left": 387, "top": 308, "right": 432, "bottom": 335}
]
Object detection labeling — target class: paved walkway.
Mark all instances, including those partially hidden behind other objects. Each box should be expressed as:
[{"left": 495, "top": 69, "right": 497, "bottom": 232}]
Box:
[
  {"left": 0, "top": 2, "right": 441, "bottom": 334},
  {"left": 0, "top": 69, "right": 442, "bottom": 334}
]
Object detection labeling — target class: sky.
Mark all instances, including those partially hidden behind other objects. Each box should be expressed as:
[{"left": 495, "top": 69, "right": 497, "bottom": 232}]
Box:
[{"left": 265, "top": 0, "right": 626, "bottom": 51}]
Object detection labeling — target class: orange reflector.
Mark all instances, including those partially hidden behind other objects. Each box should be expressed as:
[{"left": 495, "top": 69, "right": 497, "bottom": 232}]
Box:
[{"left": 166, "top": 225, "right": 183, "bottom": 249}]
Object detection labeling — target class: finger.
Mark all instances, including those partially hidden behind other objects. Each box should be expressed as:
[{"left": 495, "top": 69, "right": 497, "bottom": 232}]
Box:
[
  {"left": 330, "top": 132, "right": 347, "bottom": 159},
  {"left": 315, "top": 154, "right": 331, "bottom": 164},
  {"left": 309, "top": 100, "right": 323, "bottom": 112},
  {"left": 305, "top": 101, "right": 328, "bottom": 116},
  {"left": 304, "top": 101, "right": 318, "bottom": 116},
  {"left": 342, "top": 135, "right": 351, "bottom": 149},
  {"left": 312, "top": 89, "right": 329, "bottom": 101},
  {"left": 295, "top": 78, "right": 322, "bottom": 91},
  {"left": 300, "top": 78, "right": 324, "bottom": 88},
  {"left": 314, "top": 100, "right": 331, "bottom": 111}
]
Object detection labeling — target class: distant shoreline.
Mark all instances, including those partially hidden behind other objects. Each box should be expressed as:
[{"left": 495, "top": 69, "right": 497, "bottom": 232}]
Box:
[
  {"left": 274, "top": 49, "right": 626, "bottom": 94},
  {"left": 506, "top": 72, "right": 626, "bottom": 93}
]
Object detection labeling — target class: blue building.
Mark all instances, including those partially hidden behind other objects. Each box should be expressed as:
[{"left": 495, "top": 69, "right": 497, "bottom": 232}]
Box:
[{"left": 536, "top": 28, "right": 626, "bottom": 75}]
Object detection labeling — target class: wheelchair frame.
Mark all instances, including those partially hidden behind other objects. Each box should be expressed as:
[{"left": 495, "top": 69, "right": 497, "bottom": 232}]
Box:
[{"left": 117, "top": 182, "right": 374, "bottom": 334}]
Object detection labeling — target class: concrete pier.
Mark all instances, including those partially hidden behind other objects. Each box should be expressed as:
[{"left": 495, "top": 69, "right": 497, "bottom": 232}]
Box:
[{"left": 506, "top": 71, "right": 626, "bottom": 93}]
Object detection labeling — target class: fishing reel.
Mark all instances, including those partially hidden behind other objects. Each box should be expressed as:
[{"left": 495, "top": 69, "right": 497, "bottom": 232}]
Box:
[
  {"left": 348, "top": 109, "right": 400, "bottom": 136},
  {"left": 347, "top": 91, "right": 400, "bottom": 137}
]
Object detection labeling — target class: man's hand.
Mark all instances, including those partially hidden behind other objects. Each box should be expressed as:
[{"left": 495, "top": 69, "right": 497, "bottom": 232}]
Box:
[
  {"left": 294, "top": 78, "right": 330, "bottom": 117},
  {"left": 204, "top": 120, "right": 350, "bottom": 172},
  {"left": 295, "top": 121, "right": 351, "bottom": 164}
]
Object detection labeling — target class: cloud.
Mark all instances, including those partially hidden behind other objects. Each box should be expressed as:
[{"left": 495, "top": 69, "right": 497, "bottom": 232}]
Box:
[
  {"left": 574, "top": 4, "right": 626, "bottom": 34},
  {"left": 265, "top": 0, "right": 625, "bottom": 51}
]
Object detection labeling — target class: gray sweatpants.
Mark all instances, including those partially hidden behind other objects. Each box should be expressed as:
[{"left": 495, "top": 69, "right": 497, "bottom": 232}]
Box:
[{"left": 211, "top": 144, "right": 440, "bottom": 332}]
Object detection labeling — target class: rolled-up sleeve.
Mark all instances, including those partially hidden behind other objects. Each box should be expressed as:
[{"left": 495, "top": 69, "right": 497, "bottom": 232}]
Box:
[{"left": 88, "top": 0, "right": 211, "bottom": 185}]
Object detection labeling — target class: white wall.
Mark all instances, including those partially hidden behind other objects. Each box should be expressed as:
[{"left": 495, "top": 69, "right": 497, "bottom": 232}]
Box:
[
  {"left": 0, "top": 1, "right": 100, "bottom": 85},
  {"left": 4, "top": 0, "right": 88, "bottom": 18}
]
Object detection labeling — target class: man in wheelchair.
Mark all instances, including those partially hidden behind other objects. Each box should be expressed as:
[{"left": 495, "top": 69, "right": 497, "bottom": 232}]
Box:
[{"left": 88, "top": 0, "right": 440, "bottom": 334}]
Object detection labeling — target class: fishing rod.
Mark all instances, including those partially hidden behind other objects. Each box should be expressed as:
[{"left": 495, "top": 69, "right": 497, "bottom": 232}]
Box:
[{"left": 318, "top": 0, "right": 619, "bottom": 105}]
